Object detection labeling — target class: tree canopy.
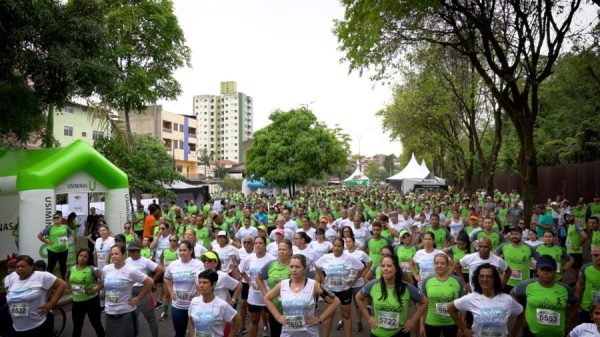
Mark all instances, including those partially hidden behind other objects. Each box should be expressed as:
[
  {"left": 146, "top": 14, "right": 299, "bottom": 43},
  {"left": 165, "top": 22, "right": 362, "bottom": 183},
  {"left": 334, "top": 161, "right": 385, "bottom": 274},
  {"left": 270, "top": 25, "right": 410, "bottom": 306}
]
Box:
[
  {"left": 335, "top": 0, "right": 587, "bottom": 209},
  {"left": 94, "top": 133, "right": 183, "bottom": 200},
  {"left": 245, "top": 109, "right": 350, "bottom": 196},
  {"left": 0, "top": 0, "right": 110, "bottom": 144}
]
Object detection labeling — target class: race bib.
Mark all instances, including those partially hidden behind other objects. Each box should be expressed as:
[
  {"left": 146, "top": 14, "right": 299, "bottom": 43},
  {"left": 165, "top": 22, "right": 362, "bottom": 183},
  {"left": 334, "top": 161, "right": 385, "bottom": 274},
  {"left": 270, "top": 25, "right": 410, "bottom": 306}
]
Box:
[
  {"left": 9, "top": 303, "right": 28, "bottom": 317},
  {"left": 72, "top": 284, "right": 86, "bottom": 296},
  {"left": 195, "top": 332, "right": 213, "bottom": 337},
  {"left": 175, "top": 290, "right": 190, "bottom": 301},
  {"left": 400, "top": 262, "right": 411, "bottom": 273},
  {"left": 97, "top": 252, "right": 106, "bottom": 262},
  {"left": 510, "top": 270, "right": 522, "bottom": 281},
  {"left": 378, "top": 311, "right": 400, "bottom": 329},
  {"left": 435, "top": 302, "right": 450, "bottom": 317},
  {"left": 58, "top": 236, "right": 69, "bottom": 246},
  {"left": 349, "top": 269, "right": 358, "bottom": 279},
  {"left": 285, "top": 315, "right": 306, "bottom": 331},
  {"left": 481, "top": 327, "right": 505, "bottom": 337},
  {"left": 106, "top": 290, "right": 119, "bottom": 304},
  {"left": 328, "top": 276, "right": 344, "bottom": 288},
  {"left": 536, "top": 308, "right": 560, "bottom": 326}
]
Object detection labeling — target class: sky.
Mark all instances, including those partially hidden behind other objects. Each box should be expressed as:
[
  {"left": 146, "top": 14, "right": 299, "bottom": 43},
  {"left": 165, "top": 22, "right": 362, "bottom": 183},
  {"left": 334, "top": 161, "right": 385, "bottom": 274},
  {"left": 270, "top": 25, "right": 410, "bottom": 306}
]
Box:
[{"left": 159, "top": 0, "right": 402, "bottom": 157}]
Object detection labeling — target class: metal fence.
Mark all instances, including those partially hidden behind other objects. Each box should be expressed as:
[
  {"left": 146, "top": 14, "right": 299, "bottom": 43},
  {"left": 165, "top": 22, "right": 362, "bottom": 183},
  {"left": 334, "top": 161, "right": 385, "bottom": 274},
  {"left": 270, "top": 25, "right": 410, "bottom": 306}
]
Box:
[{"left": 451, "top": 161, "right": 600, "bottom": 203}]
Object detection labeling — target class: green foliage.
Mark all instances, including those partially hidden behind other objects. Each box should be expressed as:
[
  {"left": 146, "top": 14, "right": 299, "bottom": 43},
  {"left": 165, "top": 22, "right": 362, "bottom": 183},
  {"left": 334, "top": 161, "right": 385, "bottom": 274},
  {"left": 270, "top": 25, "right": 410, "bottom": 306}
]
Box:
[
  {"left": 94, "top": 133, "right": 183, "bottom": 198},
  {"left": 245, "top": 109, "right": 350, "bottom": 195},
  {"left": 218, "top": 176, "right": 242, "bottom": 192},
  {"left": 198, "top": 148, "right": 214, "bottom": 178},
  {"left": 0, "top": 0, "right": 110, "bottom": 143},
  {"left": 365, "top": 161, "right": 387, "bottom": 181},
  {"left": 536, "top": 49, "right": 600, "bottom": 165},
  {"left": 213, "top": 165, "right": 228, "bottom": 179},
  {"left": 98, "top": 0, "right": 191, "bottom": 142}
]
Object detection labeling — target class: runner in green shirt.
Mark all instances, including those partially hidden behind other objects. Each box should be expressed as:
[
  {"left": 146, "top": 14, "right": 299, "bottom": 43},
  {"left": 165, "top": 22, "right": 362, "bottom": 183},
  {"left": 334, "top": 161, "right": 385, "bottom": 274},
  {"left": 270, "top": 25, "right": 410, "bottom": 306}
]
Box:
[
  {"left": 422, "top": 254, "right": 464, "bottom": 337},
  {"left": 565, "top": 212, "right": 588, "bottom": 274},
  {"left": 443, "top": 232, "right": 471, "bottom": 283},
  {"left": 589, "top": 216, "right": 600, "bottom": 248},
  {"left": 535, "top": 230, "right": 572, "bottom": 281},
  {"left": 426, "top": 214, "right": 450, "bottom": 249},
  {"left": 355, "top": 255, "right": 428, "bottom": 337},
  {"left": 512, "top": 255, "right": 578, "bottom": 337},
  {"left": 396, "top": 230, "right": 417, "bottom": 281},
  {"left": 133, "top": 205, "right": 146, "bottom": 236},
  {"left": 37, "top": 213, "right": 73, "bottom": 279},
  {"left": 496, "top": 225, "right": 538, "bottom": 291},
  {"left": 366, "top": 222, "right": 392, "bottom": 268},
  {"left": 575, "top": 245, "right": 600, "bottom": 324},
  {"left": 67, "top": 248, "right": 104, "bottom": 337}
]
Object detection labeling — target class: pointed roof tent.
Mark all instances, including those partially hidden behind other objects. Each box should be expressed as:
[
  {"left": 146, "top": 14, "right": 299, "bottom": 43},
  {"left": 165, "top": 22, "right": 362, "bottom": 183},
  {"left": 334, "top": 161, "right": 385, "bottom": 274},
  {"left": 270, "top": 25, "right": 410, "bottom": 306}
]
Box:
[
  {"left": 419, "top": 160, "right": 430, "bottom": 176},
  {"left": 387, "top": 153, "right": 429, "bottom": 181},
  {"left": 344, "top": 161, "right": 370, "bottom": 182},
  {"left": 0, "top": 140, "right": 128, "bottom": 193}
]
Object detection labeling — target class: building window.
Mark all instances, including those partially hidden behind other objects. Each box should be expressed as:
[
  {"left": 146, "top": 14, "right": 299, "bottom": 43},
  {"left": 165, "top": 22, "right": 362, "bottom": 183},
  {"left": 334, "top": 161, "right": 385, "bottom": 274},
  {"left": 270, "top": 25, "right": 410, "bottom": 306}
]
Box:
[
  {"left": 93, "top": 131, "right": 104, "bottom": 140},
  {"left": 64, "top": 126, "right": 73, "bottom": 136},
  {"left": 81, "top": 132, "right": 87, "bottom": 137},
  {"left": 176, "top": 165, "right": 182, "bottom": 173},
  {"left": 180, "top": 125, "right": 184, "bottom": 132},
  {"left": 180, "top": 140, "right": 184, "bottom": 149},
  {"left": 173, "top": 123, "right": 178, "bottom": 131}
]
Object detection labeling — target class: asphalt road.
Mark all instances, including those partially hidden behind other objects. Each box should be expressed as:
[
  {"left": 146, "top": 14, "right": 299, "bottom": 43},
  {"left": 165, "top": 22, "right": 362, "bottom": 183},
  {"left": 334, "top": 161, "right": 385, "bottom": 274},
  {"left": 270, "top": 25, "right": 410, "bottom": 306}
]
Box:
[{"left": 55, "top": 298, "right": 377, "bottom": 337}]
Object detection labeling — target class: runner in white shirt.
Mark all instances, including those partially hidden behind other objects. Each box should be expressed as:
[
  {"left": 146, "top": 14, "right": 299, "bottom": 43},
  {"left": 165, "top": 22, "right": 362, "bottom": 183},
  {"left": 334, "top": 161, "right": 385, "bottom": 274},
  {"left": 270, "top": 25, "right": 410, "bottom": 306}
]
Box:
[
  {"left": 292, "top": 232, "right": 317, "bottom": 273},
  {"left": 448, "top": 263, "right": 523, "bottom": 337},
  {"left": 411, "top": 232, "right": 446, "bottom": 290},
  {"left": 94, "top": 224, "right": 115, "bottom": 270},
  {"left": 211, "top": 231, "right": 240, "bottom": 274},
  {"left": 309, "top": 228, "right": 333, "bottom": 262},
  {"left": 239, "top": 237, "right": 276, "bottom": 337},
  {"left": 200, "top": 252, "right": 242, "bottom": 302},
  {"left": 267, "top": 229, "right": 286, "bottom": 257},
  {"left": 236, "top": 236, "right": 255, "bottom": 335},
  {"left": 4, "top": 256, "right": 66, "bottom": 335},
  {"left": 458, "top": 237, "right": 510, "bottom": 292},
  {"left": 568, "top": 301, "right": 600, "bottom": 337},
  {"left": 102, "top": 245, "right": 154, "bottom": 337},
  {"left": 315, "top": 238, "right": 366, "bottom": 337},
  {"left": 164, "top": 240, "right": 204, "bottom": 337},
  {"left": 235, "top": 217, "right": 259, "bottom": 243},
  {"left": 296, "top": 216, "right": 317, "bottom": 241},
  {"left": 344, "top": 236, "right": 372, "bottom": 333},
  {"left": 125, "top": 243, "right": 164, "bottom": 337},
  {"left": 269, "top": 216, "right": 295, "bottom": 242},
  {"left": 188, "top": 270, "right": 242, "bottom": 337}
]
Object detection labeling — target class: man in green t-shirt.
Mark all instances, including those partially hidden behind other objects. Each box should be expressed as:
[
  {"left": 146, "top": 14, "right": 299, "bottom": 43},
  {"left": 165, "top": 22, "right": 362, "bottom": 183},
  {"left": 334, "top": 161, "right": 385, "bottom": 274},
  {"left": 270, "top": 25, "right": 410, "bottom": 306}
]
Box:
[
  {"left": 364, "top": 222, "right": 391, "bottom": 268},
  {"left": 512, "top": 255, "right": 578, "bottom": 337},
  {"left": 564, "top": 211, "right": 588, "bottom": 275},
  {"left": 536, "top": 230, "right": 572, "bottom": 281},
  {"left": 589, "top": 216, "right": 600, "bottom": 248},
  {"left": 496, "top": 225, "right": 538, "bottom": 292}
]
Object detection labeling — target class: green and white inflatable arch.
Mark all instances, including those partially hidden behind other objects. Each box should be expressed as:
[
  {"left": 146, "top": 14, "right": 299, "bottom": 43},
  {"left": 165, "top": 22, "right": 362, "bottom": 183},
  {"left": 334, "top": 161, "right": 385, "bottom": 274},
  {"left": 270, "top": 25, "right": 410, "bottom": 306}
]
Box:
[{"left": 0, "top": 140, "right": 130, "bottom": 260}]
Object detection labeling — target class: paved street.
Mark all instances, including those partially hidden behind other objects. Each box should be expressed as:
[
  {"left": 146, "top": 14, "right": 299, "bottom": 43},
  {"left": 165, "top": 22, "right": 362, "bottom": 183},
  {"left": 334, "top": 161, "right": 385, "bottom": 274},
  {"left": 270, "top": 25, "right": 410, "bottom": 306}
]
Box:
[{"left": 56, "top": 299, "right": 379, "bottom": 337}]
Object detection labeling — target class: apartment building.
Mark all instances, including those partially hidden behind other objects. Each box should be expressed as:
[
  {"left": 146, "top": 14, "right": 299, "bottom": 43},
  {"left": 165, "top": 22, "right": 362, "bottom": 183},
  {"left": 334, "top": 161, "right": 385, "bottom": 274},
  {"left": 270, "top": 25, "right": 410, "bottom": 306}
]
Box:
[
  {"left": 192, "top": 81, "right": 253, "bottom": 162},
  {"left": 129, "top": 105, "right": 198, "bottom": 178}
]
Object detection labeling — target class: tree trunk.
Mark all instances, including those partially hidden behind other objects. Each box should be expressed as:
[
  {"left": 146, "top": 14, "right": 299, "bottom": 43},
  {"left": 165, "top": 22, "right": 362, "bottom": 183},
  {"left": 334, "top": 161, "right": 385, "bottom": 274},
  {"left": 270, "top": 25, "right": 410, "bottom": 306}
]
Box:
[
  {"left": 519, "top": 122, "right": 538, "bottom": 222},
  {"left": 44, "top": 105, "right": 55, "bottom": 148},
  {"left": 123, "top": 107, "right": 134, "bottom": 150}
]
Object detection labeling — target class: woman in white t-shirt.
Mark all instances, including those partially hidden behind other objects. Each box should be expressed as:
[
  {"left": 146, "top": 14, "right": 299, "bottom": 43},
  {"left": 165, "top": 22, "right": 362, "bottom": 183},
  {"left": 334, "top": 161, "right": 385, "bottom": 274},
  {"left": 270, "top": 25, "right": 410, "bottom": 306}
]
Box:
[
  {"left": 568, "top": 302, "right": 600, "bottom": 337},
  {"left": 102, "top": 245, "right": 154, "bottom": 337},
  {"left": 240, "top": 236, "right": 276, "bottom": 337},
  {"left": 94, "top": 224, "right": 115, "bottom": 270},
  {"left": 264, "top": 254, "right": 340, "bottom": 337},
  {"left": 188, "top": 270, "right": 242, "bottom": 337},
  {"left": 4, "top": 255, "right": 66, "bottom": 335},
  {"left": 315, "top": 238, "right": 366, "bottom": 337},
  {"left": 292, "top": 232, "right": 317, "bottom": 273},
  {"left": 344, "top": 236, "right": 372, "bottom": 333},
  {"left": 411, "top": 232, "right": 445, "bottom": 290},
  {"left": 164, "top": 240, "right": 204, "bottom": 337},
  {"left": 448, "top": 263, "right": 524, "bottom": 337},
  {"left": 309, "top": 228, "right": 333, "bottom": 262}
]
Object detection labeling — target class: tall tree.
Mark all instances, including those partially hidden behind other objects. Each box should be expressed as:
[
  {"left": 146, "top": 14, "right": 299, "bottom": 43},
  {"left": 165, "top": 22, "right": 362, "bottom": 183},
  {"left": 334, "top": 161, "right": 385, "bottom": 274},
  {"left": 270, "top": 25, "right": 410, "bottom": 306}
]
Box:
[
  {"left": 99, "top": 0, "right": 191, "bottom": 147},
  {"left": 335, "top": 0, "right": 585, "bottom": 213},
  {"left": 198, "top": 148, "right": 214, "bottom": 179},
  {"left": 0, "top": 0, "right": 111, "bottom": 145},
  {"left": 246, "top": 108, "right": 350, "bottom": 196},
  {"left": 94, "top": 133, "right": 183, "bottom": 202}
]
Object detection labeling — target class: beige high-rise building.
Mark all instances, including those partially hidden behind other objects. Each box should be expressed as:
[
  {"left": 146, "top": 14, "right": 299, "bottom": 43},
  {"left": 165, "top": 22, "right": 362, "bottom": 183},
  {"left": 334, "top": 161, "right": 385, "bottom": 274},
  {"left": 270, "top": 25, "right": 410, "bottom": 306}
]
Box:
[{"left": 193, "top": 81, "right": 253, "bottom": 162}]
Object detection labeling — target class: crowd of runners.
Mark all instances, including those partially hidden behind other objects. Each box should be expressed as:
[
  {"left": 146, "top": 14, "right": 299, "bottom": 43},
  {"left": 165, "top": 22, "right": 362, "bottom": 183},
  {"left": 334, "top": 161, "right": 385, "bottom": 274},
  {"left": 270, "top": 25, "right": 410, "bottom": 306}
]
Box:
[{"left": 2, "top": 187, "right": 600, "bottom": 337}]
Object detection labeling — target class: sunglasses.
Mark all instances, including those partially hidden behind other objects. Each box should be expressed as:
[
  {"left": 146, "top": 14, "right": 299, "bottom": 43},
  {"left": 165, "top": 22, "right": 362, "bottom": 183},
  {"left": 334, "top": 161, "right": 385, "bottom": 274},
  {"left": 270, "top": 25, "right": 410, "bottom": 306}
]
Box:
[
  {"left": 244, "top": 241, "right": 253, "bottom": 244},
  {"left": 169, "top": 239, "right": 178, "bottom": 242},
  {"left": 160, "top": 227, "right": 167, "bottom": 230},
  {"left": 124, "top": 226, "right": 131, "bottom": 229}
]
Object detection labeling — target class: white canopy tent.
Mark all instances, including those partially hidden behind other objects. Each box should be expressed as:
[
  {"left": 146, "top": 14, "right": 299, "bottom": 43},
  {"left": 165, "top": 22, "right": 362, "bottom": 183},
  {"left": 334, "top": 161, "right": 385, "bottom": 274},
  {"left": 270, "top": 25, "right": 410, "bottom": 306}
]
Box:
[
  {"left": 344, "top": 162, "right": 371, "bottom": 187},
  {"left": 387, "top": 153, "right": 431, "bottom": 192}
]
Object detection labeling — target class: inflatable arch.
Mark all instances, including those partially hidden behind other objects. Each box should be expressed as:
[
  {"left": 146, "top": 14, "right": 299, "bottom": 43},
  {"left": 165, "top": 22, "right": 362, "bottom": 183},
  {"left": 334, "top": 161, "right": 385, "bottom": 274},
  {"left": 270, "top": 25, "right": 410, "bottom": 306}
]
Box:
[{"left": 0, "top": 140, "right": 130, "bottom": 260}]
